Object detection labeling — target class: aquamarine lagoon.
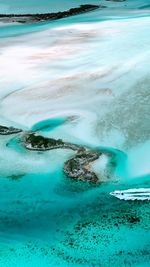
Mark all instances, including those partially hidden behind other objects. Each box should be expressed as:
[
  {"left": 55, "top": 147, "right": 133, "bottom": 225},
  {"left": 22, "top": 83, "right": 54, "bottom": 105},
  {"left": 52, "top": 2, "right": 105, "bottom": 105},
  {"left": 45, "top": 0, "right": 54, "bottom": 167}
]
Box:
[{"left": 0, "top": 1, "right": 149, "bottom": 266}]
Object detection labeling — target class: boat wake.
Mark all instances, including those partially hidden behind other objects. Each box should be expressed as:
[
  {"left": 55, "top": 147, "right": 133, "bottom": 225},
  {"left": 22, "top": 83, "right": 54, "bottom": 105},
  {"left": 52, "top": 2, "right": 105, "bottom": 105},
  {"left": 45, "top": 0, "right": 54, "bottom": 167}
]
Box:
[{"left": 110, "top": 188, "right": 150, "bottom": 201}]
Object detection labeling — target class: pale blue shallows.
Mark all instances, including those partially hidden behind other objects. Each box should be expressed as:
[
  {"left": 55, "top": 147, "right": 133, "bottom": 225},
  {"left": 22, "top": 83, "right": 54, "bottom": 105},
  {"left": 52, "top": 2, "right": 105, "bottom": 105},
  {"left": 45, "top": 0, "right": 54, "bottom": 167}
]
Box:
[{"left": 0, "top": 1, "right": 149, "bottom": 267}]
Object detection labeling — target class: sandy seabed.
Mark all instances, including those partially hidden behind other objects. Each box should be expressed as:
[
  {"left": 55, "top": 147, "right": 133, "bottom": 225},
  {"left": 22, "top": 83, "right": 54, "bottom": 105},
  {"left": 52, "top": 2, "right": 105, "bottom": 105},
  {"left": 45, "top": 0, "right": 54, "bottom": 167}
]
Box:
[{"left": 0, "top": 1, "right": 149, "bottom": 266}]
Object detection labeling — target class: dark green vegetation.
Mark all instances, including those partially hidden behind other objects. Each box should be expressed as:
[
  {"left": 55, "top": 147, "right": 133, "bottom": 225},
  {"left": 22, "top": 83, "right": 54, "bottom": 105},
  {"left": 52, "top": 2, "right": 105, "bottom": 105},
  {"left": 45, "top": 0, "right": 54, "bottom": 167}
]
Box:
[
  {"left": 24, "top": 133, "right": 65, "bottom": 150},
  {"left": 24, "top": 133, "right": 82, "bottom": 151}
]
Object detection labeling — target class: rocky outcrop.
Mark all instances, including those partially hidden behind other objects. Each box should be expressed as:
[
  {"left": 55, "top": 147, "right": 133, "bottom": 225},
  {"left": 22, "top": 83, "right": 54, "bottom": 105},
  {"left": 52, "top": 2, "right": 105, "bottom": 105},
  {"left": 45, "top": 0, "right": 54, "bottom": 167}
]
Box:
[
  {"left": 0, "top": 5, "right": 103, "bottom": 24},
  {"left": 0, "top": 125, "right": 22, "bottom": 135},
  {"left": 64, "top": 150, "right": 101, "bottom": 183}
]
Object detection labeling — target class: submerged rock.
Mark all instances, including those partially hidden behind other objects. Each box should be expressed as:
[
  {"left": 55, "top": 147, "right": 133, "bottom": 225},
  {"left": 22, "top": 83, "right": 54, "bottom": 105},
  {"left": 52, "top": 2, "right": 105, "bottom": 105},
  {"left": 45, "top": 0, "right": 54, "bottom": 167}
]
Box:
[
  {"left": 0, "top": 125, "right": 22, "bottom": 135},
  {"left": 64, "top": 150, "right": 101, "bottom": 183},
  {"left": 0, "top": 5, "right": 103, "bottom": 24}
]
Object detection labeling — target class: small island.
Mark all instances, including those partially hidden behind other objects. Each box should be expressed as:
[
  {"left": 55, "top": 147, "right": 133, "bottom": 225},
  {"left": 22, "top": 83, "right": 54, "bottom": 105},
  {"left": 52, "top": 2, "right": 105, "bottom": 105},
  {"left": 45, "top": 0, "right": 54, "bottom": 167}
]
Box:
[
  {"left": 23, "top": 133, "right": 103, "bottom": 183},
  {"left": 0, "top": 125, "right": 22, "bottom": 135},
  {"left": 24, "top": 133, "right": 82, "bottom": 151},
  {"left": 0, "top": 5, "right": 103, "bottom": 24},
  {"left": 0, "top": 125, "right": 114, "bottom": 184},
  {"left": 64, "top": 150, "right": 101, "bottom": 183}
]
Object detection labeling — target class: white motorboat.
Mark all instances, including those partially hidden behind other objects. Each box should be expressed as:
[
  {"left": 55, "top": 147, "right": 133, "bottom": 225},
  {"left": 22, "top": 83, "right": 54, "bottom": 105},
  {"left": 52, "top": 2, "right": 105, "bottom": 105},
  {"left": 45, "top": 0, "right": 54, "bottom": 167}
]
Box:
[{"left": 110, "top": 188, "right": 150, "bottom": 201}]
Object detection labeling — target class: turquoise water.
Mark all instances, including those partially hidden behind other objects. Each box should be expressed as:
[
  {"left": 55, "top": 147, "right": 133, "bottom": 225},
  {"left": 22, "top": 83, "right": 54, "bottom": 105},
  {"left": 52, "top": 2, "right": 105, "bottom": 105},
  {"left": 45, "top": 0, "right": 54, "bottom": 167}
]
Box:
[
  {"left": 31, "top": 117, "right": 66, "bottom": 132},
  {"left": 0, "top": 1, "right": 149, "bottom": 266}
]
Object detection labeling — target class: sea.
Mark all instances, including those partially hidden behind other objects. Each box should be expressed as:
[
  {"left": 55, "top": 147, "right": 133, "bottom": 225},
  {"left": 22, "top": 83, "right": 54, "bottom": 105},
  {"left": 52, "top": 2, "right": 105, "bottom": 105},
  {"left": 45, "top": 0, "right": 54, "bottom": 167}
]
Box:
[{"left": 0, "top": 1, "right": 149, "bottom": 266}]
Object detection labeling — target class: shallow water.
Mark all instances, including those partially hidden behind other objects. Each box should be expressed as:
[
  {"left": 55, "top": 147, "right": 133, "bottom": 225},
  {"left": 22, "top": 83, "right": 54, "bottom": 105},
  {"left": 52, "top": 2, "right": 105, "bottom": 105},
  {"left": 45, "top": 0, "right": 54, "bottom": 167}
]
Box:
[
  {"left": 0, "top": 0, "right": 101, "bottom": 14},
  {"left": 0, "top": 1, "right": 149, "bottom": 267}
]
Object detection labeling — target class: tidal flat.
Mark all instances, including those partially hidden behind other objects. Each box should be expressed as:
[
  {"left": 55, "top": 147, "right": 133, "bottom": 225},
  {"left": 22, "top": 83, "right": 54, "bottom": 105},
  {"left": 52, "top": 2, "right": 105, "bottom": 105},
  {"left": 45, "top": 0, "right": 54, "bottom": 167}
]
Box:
[{"left": 0, "top": 1, "right": 149, "bottom": 267}]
